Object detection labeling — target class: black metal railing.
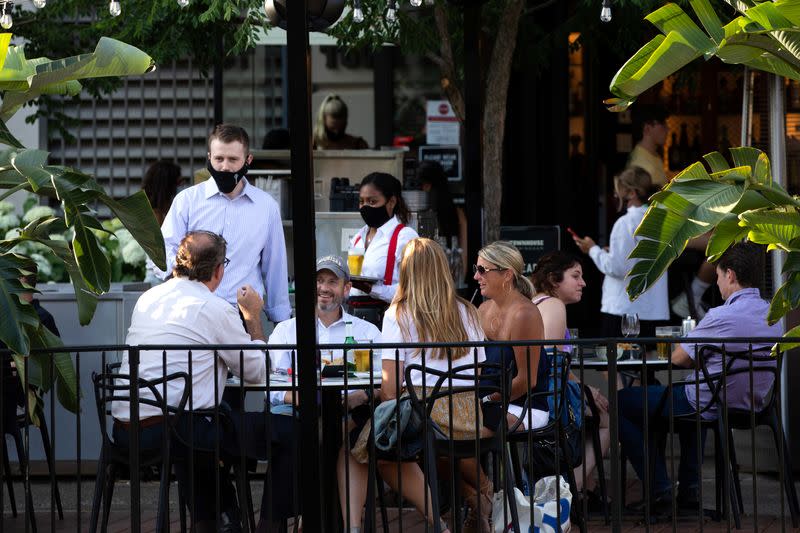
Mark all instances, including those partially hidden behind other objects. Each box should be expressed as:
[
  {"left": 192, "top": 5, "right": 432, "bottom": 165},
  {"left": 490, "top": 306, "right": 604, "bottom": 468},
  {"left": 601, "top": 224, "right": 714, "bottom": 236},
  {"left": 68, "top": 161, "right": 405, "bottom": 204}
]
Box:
[{"left": 1, "top": 336, "right": 798, "bottom": 533}]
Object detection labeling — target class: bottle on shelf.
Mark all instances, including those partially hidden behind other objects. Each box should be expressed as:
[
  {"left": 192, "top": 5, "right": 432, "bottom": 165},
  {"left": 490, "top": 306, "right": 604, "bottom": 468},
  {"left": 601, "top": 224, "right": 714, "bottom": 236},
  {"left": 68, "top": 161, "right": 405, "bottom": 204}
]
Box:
[
  {"left": 668, "top": 132, "right": 681, "bottom": 170},
  {"left": 789, "top": 80, "right": 800, "bottom": 112},
  {"left": 719, "top": 125, "right": 732, "bottom": 155},
  {"left": 691, "top": 126, "right": 702, "bottom": 162},
  {"left": 678, "top": 123, "right": 690, "bottom": 166}
]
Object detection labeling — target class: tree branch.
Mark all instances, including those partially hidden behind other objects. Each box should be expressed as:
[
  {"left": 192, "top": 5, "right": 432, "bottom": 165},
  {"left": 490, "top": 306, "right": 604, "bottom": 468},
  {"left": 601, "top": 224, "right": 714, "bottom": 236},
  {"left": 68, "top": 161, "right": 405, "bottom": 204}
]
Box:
[
  {"left": 433, "top": 3, "right": 465, "bottom": 122},
  {"left": 524, "top": 0, "right": 558, "bottom": 16}
]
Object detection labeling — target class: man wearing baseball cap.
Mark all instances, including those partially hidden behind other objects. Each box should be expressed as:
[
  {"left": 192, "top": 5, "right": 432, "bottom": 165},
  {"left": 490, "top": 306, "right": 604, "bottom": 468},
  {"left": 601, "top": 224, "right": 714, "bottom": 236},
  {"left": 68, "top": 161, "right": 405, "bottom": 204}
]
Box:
[{"left": 267, "top": 255, "right": 381, "bottom": 411}]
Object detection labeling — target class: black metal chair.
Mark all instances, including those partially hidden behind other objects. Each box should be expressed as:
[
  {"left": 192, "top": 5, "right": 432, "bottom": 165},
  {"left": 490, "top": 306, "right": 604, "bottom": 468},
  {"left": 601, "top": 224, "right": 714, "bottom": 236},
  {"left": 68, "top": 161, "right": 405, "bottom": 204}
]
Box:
[
  {"left": 90, "top": 370, "right": 191, "bottom": 533},
  {"left": 505, "top": 349, "right": 587, "bottom": 533},
  {"left": 404, "top": 360, "right": 522, "bottom": 533},
  {"left": 174, "top": 406, "right": 259, "bottom": 532},
  {"left": 2, "top": 371, "right": 64, "bottom": 532},
  {"left": 654, "top": 345, "right": 800, "bottom": 528}
]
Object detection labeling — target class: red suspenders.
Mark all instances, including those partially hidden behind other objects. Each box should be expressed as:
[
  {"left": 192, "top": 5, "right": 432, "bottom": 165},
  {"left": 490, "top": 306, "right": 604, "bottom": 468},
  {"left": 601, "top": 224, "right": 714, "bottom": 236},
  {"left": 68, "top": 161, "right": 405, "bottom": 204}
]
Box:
[{"left": 352, "top": 223, "right": 405, "bottom": 285}]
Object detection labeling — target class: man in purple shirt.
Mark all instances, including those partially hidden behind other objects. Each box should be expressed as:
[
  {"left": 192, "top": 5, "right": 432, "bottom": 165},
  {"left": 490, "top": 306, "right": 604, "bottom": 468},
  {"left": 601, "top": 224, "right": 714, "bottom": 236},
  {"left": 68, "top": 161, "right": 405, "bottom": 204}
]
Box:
[{"left": 618, "top": 242, "right": 781, "bottom": 513}]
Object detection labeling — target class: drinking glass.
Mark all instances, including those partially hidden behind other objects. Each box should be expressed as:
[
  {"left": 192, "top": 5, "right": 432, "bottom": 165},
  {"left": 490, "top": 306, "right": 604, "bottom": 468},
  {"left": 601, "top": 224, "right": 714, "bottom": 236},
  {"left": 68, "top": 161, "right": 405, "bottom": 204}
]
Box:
[
  {"left": 354, "top": 340, "right": 373, "bottom": 372},
  {"left": 621, "top": 313, "right": 640, "bottom": 337}
]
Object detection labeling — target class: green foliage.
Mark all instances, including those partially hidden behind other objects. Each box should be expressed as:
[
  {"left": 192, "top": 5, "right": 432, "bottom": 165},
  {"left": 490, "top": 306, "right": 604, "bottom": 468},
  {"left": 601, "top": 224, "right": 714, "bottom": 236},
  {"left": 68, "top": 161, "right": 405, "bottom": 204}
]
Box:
[
  {"left": 0, "top": 35, "right": 164, "bottom": 414},
  {"left": 626, "top": 149, "right": 800, "bottom": 333},
  {"left": 607, "top": 0, "right": 800, "bottom": 110}
]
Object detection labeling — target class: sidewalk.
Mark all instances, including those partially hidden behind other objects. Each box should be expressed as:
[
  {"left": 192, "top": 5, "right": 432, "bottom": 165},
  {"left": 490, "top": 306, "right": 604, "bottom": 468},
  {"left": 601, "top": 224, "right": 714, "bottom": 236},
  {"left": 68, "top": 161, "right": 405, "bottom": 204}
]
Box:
[{"left": 2, "top": 461, "right": 798, "bottom": 532}]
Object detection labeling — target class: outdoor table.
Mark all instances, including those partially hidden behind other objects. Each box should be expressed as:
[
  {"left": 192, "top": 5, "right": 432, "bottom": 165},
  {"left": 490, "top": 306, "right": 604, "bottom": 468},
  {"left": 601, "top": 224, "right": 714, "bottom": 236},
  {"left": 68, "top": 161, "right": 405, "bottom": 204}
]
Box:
[{"left": 227, "top": 370, "right": 382, "bottom": 532}]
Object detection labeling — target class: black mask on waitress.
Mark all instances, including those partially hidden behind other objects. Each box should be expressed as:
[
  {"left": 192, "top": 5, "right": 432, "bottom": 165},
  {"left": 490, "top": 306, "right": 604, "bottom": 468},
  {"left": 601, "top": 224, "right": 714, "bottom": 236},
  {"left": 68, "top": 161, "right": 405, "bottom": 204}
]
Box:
[
  {"left": 360, "top": 205, "right": 392, "bottom": 228},
  {"left": 207, "top": 160, "right": 249, "bottom": 194}
]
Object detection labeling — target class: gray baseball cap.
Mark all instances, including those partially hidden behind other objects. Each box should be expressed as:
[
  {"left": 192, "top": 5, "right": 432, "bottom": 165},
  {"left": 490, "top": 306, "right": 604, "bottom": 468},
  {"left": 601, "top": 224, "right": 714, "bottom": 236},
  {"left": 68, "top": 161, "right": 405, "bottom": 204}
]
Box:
[{"left": 316, "top": 255, "right": 350, "bottom": 281}]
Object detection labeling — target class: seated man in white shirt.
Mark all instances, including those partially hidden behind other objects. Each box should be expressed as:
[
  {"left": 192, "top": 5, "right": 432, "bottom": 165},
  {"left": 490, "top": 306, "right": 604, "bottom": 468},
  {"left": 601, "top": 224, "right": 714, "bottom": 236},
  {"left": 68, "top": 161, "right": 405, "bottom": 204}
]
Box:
[
  {"left": 268, "top": 255, "right": 381, "bottom": 414},
  {"left": 112, "top": 231, "right": 291, "bottom": 533}
]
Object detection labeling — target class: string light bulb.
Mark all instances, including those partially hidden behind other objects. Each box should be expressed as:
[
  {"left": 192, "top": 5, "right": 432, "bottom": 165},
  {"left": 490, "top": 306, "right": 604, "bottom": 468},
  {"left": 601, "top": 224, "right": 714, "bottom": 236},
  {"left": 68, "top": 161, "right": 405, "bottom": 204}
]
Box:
[
  {"left": 352, "top": 6, "right": 363, "bottom": 23},
  {"left": 600, "top": 0, "right": 612, "bottom": 22},
  {"left": 33, "top": 0, "right": 46, "bottom": 8},
  {"left": 409, "top": 0, "right": 421, "bottom": 6},
  {"left": 177, "top": 0, "right": 189, "bottom": 6},
  {"left": 385, "top": 2, "right": 396, "bottom": 22},
  {"left": 0, "top": 2, "right": 11, "bottom": 29},
  {"left": 109, "top": 0, "right": 121, "bottom": 16}
]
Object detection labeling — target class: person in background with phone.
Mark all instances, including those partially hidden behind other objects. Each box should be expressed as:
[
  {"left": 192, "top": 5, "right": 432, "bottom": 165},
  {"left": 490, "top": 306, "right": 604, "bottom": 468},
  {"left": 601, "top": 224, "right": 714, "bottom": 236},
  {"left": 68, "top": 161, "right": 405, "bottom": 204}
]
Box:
[{"left": 571, "top": 166, "right": 669, "bottom": 340}]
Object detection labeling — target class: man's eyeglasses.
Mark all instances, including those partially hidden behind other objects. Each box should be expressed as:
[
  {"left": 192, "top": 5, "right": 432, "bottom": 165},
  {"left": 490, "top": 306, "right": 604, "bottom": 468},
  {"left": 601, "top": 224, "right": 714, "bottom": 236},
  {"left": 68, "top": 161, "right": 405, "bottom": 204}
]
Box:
[
  {"left": 473, "top": 264, "right": 506, "bottom": 276},
  {"left": 222, "top": 257, "right": 231, "bottom": 268}
]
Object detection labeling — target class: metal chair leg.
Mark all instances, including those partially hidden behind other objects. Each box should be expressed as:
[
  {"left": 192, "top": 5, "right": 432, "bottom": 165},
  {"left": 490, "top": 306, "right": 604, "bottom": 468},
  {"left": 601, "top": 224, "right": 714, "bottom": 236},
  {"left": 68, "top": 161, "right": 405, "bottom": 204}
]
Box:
[
  {"left": 101, "top": 464, "right": 117, "bottom": 533},
  {"left": 12, "top": 429, "right": 37, "bottom": 533},
  {"left": 590, "top": 420, "right": 610, "bottom": 524},
  {"left": 37, "top": 417, "right": 64, "bottom": 520},
  {"left": 726, "top": 427, "right": 744, "bottom": 514},
  {"left": 89, "top": 448, "right": 108, "bottom": 533},
  {"left": 2, "top": 436, "right": 17, "bottom": 517},
  {"left": 502, "top": 447, "right": 521, "bottom": 533}
]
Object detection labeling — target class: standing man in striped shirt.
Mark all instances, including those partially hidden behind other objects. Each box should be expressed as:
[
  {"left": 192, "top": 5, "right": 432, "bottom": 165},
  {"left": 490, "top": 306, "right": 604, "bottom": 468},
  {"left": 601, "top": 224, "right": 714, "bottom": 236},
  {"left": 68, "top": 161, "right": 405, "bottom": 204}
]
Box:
[{"left": 153, "top": 124, "right": 292, "bottom": 324}]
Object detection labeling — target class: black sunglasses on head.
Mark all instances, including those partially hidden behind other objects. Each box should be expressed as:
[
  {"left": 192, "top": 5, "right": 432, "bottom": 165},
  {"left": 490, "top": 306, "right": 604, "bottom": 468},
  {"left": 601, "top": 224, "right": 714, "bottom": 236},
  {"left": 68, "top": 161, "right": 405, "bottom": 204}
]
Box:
[
  {"left": 222, "top": 257, "right": 231, "bottom": 268},
  {"left": 473, "top": 264, "right": 506, "bottom": 275}
]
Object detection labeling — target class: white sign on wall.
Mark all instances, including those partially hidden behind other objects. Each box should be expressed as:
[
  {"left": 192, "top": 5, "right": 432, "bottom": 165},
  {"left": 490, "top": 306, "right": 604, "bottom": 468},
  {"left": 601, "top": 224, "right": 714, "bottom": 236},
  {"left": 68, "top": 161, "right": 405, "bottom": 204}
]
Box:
[{"left": 426, "top": 100, "right": 460, "bottom": 145}]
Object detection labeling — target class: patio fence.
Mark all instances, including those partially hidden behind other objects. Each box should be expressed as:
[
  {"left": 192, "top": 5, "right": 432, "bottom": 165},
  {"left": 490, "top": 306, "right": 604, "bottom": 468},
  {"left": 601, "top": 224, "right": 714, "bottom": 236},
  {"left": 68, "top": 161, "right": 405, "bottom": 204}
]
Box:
[{"left": 1, "top": 336, "right": 798, "bottom": 533}]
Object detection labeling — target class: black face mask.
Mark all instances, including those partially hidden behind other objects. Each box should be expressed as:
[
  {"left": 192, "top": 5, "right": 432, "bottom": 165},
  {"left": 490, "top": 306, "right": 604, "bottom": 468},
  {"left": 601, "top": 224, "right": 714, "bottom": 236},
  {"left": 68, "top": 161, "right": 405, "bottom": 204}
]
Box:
[
  {"left": 360, "top": 205, "right": 392, "bottom": 228},
  {"left": 207, "top": 160, "right": 249, "bottom": 194}
]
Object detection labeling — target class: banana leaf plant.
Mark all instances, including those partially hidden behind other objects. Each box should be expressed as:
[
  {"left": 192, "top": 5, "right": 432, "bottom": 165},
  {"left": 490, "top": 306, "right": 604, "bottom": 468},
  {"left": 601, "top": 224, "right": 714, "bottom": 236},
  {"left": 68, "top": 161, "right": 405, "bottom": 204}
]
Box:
[
  {"left": 0, "top": 34, "right": 165, "bottom": 416},
  {"left": 607, "top": 0, "right": 800, "bottom": 110},
  {"left": 626, "top": 147, "right": 800, "bottom": 350}
]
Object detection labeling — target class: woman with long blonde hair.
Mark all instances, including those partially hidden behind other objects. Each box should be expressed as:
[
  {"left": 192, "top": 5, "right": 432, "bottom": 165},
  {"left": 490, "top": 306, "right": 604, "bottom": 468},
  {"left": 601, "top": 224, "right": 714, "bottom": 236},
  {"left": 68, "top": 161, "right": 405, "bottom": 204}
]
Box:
[
  {"left": 337, "top": 238, "right": 485, "bottom": 533},
  {"left": 313, "top": 94, "right": 369, "bottom": 150}
]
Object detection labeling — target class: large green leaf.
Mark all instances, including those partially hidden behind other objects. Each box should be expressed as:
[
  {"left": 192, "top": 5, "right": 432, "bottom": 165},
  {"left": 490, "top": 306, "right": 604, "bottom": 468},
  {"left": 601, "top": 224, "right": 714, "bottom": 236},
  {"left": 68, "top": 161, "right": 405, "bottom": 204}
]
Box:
[
  {"left": 738, "top": 206, "right": 800, "bottom": 251},
  {"left": 0, "top": 33, "right": 11, "bottom": 71},
  {"left": 706, "top": 214, "right": 749, "bottom": 261},
  {"left": 0, "top": 255, "right": 40, "bottom": 354},
  {"left": 768, "top": 272, "right": 800, "bottom": 324},
  {"left": 100, "top": 191, "right": 166, "bottom": 270},
  {"left": 0, "top": 37, "right": 155, "bottom": 121},
  {"left": 29, "top": 324, "right": 78, "bottom": 414},
  {"left": 783, "top": 251, "right": 800, "bottom": 274},
  {"left": 70, "top": 212, "right": 111, "bottom": 293},
  {"left": 0, "top": 120, "right": 23, "bottom": 149},
  {"left": 608, "top": 0, "right": 800, "bottom": 107},
  {"left": 627, "top": 170, "right": 747, "bottom": 300},
  {"left": 774, "top": 324, "right": 800, "bottom": 355}
]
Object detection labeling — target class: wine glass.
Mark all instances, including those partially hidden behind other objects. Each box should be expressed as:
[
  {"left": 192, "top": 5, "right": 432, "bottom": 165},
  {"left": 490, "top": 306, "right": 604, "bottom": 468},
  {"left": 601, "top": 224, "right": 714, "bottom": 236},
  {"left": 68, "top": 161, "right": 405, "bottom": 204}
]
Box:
[{"left": 621, "top": 313, "right": 640, "bottom": 337}]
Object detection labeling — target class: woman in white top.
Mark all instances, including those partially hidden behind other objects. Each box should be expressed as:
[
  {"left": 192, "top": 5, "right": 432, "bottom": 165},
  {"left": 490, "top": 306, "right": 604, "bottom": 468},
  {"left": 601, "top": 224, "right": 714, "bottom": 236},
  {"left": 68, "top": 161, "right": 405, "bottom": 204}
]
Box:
[
  {"left": 572, "top": 166, "right": 669, "bottom": 337},
  {"left": 337, "top": 238, "right": 484, "bottom": 533},
  {"left": 348, "top": 173, "right": 419, "bottom": 323}
]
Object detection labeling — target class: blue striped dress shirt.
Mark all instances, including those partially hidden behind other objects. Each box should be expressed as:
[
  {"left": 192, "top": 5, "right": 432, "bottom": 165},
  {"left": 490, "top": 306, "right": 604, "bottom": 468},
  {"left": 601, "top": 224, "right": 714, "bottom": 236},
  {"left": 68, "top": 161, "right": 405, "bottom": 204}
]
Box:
[{"left": 156, "top": 178, "right": 291, "bottom": 322}]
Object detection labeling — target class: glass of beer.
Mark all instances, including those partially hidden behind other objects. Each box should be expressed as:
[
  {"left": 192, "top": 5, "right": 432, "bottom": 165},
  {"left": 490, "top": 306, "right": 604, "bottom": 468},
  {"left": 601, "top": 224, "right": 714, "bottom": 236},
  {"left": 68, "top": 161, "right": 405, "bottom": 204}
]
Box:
[
  {"left": 354, "top": 340, "right": 373, "bottom": 372},
  {"left": 348, "top": 248, "right": 365, "bottom": 276},
  {"left": 656, "top": 326, "right": 682, "bottom": 359}
]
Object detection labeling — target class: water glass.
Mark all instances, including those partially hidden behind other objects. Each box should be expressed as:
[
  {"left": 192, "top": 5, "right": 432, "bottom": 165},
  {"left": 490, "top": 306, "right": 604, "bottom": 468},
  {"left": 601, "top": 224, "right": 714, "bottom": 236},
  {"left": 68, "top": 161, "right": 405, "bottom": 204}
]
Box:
[{"left": 621, "top": 313, "right": 640, "bottom": 337}]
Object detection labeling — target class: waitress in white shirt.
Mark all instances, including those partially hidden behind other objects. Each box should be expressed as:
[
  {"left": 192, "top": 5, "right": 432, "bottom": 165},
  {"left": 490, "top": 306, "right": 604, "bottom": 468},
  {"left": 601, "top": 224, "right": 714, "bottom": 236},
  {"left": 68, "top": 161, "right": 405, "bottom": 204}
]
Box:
[{"left": 348, "top": 172, "right": 419, "bottom": 325}]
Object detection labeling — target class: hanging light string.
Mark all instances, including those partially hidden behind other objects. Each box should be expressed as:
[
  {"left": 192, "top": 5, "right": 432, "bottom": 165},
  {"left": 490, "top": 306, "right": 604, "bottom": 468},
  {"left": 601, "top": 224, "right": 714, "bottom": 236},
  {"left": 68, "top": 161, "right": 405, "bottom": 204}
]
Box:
[
  {"left": 350, "top": 0, "right": 426, "bottom": 25},
  {"left": 0, "top": 1, "right": 12, "bottom": 29},
  {"left": 600, "top": 0, "right": 612, "bottom": 22}
]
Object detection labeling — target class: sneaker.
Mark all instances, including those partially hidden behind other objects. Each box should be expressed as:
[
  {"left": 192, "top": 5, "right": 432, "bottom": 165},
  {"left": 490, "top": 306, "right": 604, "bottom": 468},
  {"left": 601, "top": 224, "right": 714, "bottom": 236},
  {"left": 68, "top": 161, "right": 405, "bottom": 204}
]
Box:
[
  {"left": 676, "top": 486, "right": 701, "bottom": 509},
  {"left": 670, "top": 292, "right": 707, "bottom": 320}
]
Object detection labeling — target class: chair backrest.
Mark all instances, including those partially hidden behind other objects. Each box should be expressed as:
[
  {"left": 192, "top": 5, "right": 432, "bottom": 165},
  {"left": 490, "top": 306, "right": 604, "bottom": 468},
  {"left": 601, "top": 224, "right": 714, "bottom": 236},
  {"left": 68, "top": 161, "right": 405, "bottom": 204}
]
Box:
[
  {"left": 405, "top": 361, "right": 505, "bottom": 440},
  {"left": 507, "top": 349, "right": 573, "bottom": 435},
  {"left": 684, "top": 344, "right": 778, "bottom": 417},
  {"left": 91, "top": 370, "right": 191, "bottom": 448}
]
